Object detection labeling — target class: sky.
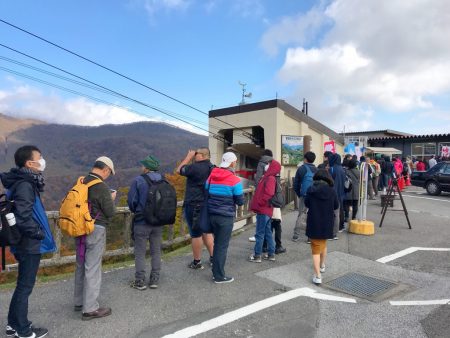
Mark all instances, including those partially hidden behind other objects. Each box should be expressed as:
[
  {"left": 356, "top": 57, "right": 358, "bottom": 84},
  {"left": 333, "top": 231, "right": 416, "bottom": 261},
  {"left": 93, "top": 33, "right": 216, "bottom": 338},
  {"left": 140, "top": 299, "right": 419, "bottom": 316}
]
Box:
[{"left": 0, "top": 0, "right": 449, "bottom": 136}]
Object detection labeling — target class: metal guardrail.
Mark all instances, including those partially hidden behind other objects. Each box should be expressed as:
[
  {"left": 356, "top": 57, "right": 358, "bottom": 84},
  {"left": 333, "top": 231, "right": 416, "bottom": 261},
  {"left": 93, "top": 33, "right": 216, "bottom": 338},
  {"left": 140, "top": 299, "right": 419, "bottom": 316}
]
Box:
[{"left": 2, "top": 188, "right": 257, "bottom": 272}]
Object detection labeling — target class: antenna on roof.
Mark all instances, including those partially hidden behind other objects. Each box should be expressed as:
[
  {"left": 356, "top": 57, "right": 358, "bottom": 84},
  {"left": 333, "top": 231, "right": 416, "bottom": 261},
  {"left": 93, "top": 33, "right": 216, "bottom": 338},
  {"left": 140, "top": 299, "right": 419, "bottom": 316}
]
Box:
[
  {"left": 302, "top": 98, "right": 308, "bottom": 115},
  {"left": 238, "top": 81, "right": 252, "bottom": 105}
]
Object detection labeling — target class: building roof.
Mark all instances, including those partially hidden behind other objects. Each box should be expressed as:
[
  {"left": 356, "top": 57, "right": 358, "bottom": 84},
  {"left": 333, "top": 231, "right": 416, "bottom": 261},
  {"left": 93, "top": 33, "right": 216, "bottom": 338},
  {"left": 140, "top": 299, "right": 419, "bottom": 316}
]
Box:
[
  {"left": 366, "top": 147, "right": 402, "bottom": 154},
  {"left": 209, "top": 99, "right": 344, "bottom": 144},
  {"left": 370, "top": 133, "right": 450, "bottom": 141},
  {"left": 342, "top": 129, "right": 412, "bottom": 137}
]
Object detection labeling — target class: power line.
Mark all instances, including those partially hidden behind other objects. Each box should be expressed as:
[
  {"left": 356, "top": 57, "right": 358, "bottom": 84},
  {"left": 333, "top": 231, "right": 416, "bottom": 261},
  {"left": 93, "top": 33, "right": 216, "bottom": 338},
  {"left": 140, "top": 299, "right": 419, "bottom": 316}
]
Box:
[
  {"left": 0, "top": 65, "right": 229, "bottom": 142},
  {"left": 0, "top": 18, "right": 258, "bottom": 143},
  {"left": 0, "top": 48, "right": 223, "bottom": 131},
  {"left": 0, "top": 43, "right": 228, "bottom": 133}
]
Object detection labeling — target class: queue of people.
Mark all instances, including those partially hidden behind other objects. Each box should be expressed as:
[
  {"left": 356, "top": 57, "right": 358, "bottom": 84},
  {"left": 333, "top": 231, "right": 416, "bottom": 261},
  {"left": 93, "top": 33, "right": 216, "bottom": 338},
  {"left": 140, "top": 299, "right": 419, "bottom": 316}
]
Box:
[{"left": 2, "top": 144, "right": 427, "bottom": 337}]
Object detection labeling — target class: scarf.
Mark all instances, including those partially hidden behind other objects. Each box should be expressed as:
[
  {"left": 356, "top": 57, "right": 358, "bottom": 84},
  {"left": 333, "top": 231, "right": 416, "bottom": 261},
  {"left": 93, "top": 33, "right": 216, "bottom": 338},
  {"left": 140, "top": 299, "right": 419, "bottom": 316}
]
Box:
[{"left": 19, "top": 167, "right": 45, "bottom": 192}]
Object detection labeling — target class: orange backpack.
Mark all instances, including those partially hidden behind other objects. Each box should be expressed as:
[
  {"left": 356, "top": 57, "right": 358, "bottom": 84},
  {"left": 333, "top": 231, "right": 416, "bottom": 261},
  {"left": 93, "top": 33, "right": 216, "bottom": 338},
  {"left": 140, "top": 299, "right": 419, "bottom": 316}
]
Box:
[{"left": 58, "top": 177, "right": 101, "bottom": 237}]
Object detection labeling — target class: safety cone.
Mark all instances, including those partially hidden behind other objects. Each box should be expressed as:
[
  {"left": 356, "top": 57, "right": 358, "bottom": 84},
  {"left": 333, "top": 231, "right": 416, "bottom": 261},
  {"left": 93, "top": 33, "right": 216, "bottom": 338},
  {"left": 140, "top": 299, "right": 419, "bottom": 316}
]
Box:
[{"left": 406, "top": 176, "right": 411, "bottom": 186}]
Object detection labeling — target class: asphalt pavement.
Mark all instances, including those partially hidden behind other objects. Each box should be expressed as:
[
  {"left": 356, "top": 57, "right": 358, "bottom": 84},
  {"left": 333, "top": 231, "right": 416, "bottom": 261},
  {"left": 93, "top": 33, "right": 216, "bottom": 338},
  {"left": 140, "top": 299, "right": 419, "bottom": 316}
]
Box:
[{"left": 1, "top": 186, "right": 449, "bottom": 338}]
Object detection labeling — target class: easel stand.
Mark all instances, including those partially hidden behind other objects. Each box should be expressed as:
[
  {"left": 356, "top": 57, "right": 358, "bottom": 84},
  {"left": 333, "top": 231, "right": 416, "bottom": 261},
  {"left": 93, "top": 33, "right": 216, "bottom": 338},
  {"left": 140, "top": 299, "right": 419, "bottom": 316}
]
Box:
[{"left": 379, "top": 176, "right": 412, "bottom": 229}]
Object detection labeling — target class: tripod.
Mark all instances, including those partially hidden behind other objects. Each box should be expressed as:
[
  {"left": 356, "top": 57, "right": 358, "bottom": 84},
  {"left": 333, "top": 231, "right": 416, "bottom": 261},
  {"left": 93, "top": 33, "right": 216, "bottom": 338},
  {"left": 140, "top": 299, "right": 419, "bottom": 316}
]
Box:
[{"left": 379, "top": 175, "right": 412, "bottom": 229}]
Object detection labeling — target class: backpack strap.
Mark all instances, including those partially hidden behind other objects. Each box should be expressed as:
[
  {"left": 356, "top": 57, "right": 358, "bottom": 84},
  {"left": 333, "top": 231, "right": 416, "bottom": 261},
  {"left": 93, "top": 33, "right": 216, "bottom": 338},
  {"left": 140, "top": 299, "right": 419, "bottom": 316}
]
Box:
[{"left": 79, "top": 176, "right": 102, "bottom": 188}]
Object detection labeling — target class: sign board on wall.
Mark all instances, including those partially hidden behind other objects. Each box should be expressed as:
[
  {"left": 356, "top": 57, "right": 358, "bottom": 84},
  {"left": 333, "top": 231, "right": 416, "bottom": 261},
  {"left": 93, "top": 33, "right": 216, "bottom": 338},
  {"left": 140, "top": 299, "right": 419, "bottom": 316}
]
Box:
[
  {"left": 281, "top": 135, "right": 304, "bottom": 165},
  {"left": 324, "top": 140, "right": 336, "bottom": 154}
]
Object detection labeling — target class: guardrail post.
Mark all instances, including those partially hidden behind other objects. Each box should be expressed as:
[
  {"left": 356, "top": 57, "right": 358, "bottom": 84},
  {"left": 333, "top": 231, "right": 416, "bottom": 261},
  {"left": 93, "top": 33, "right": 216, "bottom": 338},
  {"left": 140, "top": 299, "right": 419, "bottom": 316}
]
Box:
[{"left": 123, "top": 211, "right": 133, "bottom": 249}]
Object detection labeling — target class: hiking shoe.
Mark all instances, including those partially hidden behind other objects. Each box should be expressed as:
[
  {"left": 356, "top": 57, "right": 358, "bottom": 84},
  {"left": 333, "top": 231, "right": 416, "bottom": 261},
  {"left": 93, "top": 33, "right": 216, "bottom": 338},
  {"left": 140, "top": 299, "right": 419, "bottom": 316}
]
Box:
[
  {"left": 74, "top": 305, "right": 83, "bottom": 312},
  {"left": 188, "top": 260, "right": 204, "bottom": 270},
  {"left": 248, "top": 254, "right": 262, "bottom": 263},
  {"left": 248, "top": 236, "right": 256, "bottom": 242},
  {"left": 82, "top": 307, "right": 112, "bottom": 321},
  {"left": 130, "top": 279, "right": 147, "bottom": 291},
  {"left": 306, "top": 239, "right": 311, "bottom": 244},
  {"left": 214, "top": 276, "right": 234, "bottom": 284},
  {"left": 149, "top": 276, "right": 159, "bottom": 289},
  {"left": 15, "top": 327, "right": 48, "bottom": 338},
  {"left": 262, "top": 253, "right": 276, "bottom": 261},
  {"left": 320, "top": 265, "right": 326, "bottom": 273},
  {"left": 312, "top": 276, "right": 322, "bottom": 285},
  {"left": 6, "top": 325, "right": 16, "bottom": 337},
  {"left": 275, "top": 247, "right": 286, "bottom": 254}
]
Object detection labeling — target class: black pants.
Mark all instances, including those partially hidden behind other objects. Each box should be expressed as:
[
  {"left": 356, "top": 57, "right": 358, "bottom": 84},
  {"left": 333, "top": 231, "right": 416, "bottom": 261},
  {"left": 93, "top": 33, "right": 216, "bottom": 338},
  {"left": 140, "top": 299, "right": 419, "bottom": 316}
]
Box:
[
  {"left": 263, "top": 219, "right": 282, "bottom": 251},
  {"left": 344, "top": 200, "right": 358, "bottom": 220}
]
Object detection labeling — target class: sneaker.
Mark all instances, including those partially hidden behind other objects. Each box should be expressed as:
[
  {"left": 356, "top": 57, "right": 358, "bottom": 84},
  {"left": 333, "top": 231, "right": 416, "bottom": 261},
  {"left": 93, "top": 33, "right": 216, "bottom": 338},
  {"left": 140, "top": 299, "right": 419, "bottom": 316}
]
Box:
[
  {"left": 188, "top": 260, "right": 204, "bottom": 270},
  {"left": 214, "top": 276, "right": 234, "bottom": 284},
  {"left": 248, "top": 254, "right": 262, "bottom": 263},
  {"left": 149, "top": 275, "right": 159, "bottom": 289},
  {"left": 312, "top": 276, "right": 322, "bottom": 285},
  {"left": 74, "top": 305, "right": 83, "bottom": 312},
  {"left": 130, "top": 279, "right": 147, "bottom": 291},
  {"left": 292, "top": 236, "right": 300, "bottom": 242},
  {"left": 328, "top": 236, "right": 338, "bottom": 240},
  {"left": 248, "top": 236, "right": 256, "bottom": 242},
  {"left": 306, "top": 239, "right": 311, "bottom": 244},
  {"left": 15, "top": 327, "right": 48, "bottom": 338},
  {"left": 320, "top": 265, "right": 326, "bottom": 273},
  {"left": 6, "top": 325, "right": 16, "bottom": 337},
  {"left": 262, "top": 253, "right": 276, "bottom": 261},
  {"left": 338, "top": 228, "right": 345, "bottom": 233},
  {"left": 275, "top": 247, "right": 286, "bottom": 254},
  {"left": 82, "top": 307, "right": 112, "bottom": 321}
]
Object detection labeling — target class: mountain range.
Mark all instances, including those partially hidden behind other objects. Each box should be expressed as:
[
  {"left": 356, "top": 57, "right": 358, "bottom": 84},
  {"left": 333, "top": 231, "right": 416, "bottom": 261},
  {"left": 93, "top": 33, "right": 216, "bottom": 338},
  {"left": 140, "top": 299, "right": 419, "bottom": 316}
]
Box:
[{"left": 0, "top": 113, "right": 207, "bottom": 209}]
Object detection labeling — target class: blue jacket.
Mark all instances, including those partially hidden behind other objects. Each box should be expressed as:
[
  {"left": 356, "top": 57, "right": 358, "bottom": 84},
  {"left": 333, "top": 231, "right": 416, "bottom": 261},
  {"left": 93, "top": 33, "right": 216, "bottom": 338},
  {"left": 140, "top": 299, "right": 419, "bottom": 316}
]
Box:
[
  {"left": 294, "top": 163, "right": 317, "bottom": 197},
  {"left": 127, "top": 172, "right": 163, "bottom": 225},
  {"left": 205, "top": 168, "right": 244, "bottom": 217},
  {"left": 0, "top": 168, "right": 56, "bottom": 255}
]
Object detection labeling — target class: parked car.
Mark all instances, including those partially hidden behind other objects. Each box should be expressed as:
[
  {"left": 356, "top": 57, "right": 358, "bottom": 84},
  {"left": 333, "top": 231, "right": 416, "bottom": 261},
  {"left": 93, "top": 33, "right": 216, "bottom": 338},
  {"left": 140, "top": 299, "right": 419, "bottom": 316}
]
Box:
[{"left": 411, "top": 161, "right": 450, "bottom": 195}]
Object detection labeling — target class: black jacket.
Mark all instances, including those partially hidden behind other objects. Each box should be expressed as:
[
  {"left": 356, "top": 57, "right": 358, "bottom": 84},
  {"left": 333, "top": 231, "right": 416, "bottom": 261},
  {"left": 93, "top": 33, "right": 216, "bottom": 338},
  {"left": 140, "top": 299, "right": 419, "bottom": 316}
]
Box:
[
  {"left": 305, "top": 180, "right": 339, "bottom": 240},
  {"left": 84, "top": 173, "right": 116, "bottom": 226},
  {"left": 0, "top": 168, "right": 43, "bottom": 254},
  {"left": 180, "top": 160, "right": 214, "bottom": 206}
]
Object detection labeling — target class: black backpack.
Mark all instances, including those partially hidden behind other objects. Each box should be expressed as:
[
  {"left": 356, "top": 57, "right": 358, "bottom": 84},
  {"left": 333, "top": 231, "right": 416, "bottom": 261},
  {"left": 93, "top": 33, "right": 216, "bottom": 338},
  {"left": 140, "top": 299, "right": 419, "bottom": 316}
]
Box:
[
  {"left": 269, "top": 176, "right": 285, "bottom": 208},
  {"left": 0, "top": 193, "right": 21, "bottom": 270},
  {"left": 141, "top": 175, "right": 177, "bottom": 226}
]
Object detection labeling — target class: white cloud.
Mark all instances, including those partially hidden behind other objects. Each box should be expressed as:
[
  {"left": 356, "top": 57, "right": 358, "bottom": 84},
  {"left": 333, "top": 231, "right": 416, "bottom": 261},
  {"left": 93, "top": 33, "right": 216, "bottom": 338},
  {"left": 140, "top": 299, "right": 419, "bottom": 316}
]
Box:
[
  {"left": 263, "top": 0, "right": 450, "bottom": 133},
  {"left": 0, "top": 83, "right": 207, "bottom": 135}
]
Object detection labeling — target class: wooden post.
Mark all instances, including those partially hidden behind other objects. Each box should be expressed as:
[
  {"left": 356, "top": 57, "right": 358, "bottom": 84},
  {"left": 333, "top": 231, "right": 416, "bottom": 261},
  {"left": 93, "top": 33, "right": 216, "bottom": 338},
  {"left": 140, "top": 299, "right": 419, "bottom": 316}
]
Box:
[
  {"left": 53, "top": 217, "right": 62, "bottom": 261},
  {"left": 123, "top": 211, "right": 133, "bottom": 249}
]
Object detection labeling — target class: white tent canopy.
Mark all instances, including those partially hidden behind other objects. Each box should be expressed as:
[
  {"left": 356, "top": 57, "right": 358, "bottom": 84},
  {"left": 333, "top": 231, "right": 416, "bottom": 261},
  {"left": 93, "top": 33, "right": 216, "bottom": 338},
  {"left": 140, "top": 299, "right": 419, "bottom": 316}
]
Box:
[{"left": 366, "top": 147, "right": 402, "bottom": 155}]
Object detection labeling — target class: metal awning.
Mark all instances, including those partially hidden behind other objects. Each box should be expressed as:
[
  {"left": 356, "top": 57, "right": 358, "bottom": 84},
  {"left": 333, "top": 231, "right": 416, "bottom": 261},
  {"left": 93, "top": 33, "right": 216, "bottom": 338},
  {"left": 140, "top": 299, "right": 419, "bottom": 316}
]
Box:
[{"left": 366, "top": 147, "right": 402, "bottom": 155}]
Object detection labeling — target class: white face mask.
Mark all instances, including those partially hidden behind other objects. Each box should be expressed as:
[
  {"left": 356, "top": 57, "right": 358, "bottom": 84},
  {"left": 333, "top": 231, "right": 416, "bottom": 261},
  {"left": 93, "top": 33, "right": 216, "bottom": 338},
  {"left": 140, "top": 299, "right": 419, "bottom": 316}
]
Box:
[{"left": 32, "top": 158, "right": 46, "bottom": 172}]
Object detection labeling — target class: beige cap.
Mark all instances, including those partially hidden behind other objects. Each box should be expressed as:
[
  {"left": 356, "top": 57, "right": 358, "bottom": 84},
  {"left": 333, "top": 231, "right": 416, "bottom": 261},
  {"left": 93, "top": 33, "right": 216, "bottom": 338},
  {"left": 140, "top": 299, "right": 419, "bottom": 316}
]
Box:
[{"left": 96, "top": 156, "right": 115, "bottom": 175}]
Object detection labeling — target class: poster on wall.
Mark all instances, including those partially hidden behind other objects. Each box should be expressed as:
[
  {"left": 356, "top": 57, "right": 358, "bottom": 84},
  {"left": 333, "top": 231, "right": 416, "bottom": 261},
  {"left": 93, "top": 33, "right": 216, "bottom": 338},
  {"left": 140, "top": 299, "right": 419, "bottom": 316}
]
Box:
[
  {"left": 440, "top": 143, "right": 450, "bottom": 158},
  {"left": 324, "top": 140, "right": 336, "bottom": 154},
  {"left": 281, "top": 135, "right": 304, "bottom": 165}
]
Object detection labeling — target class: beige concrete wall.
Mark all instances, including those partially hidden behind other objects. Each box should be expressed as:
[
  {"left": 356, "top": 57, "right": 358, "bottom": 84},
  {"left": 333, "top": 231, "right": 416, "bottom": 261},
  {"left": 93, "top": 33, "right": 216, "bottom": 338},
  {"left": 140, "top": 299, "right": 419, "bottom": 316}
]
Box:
[{"left": 208, "top": 106, "right": 343, "bottom": 180}]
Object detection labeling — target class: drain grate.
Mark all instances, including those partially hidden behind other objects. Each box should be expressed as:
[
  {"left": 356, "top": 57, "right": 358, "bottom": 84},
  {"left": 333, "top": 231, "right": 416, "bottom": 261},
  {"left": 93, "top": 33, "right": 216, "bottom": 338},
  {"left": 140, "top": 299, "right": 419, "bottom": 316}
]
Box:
[{"left": 324, "top": 272, "right": 398, "bottom": 301}]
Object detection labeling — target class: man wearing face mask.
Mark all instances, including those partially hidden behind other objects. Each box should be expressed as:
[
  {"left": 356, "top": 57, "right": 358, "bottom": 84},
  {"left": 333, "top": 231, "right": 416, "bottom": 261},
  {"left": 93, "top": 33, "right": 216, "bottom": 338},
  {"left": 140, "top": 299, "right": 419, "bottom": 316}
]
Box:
[
  {"left": 0, "top": 145, "right": 49, "bottom": 338},
  {"left": 74, "top": 156, "right": 116, "bottom": 321}
]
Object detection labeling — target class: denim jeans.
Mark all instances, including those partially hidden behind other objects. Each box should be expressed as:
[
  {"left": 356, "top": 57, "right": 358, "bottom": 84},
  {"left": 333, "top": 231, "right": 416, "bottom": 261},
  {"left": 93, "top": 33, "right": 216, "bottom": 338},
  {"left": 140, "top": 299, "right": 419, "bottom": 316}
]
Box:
[
  {"left": 254, "top": 214, "right": 275, "bottom": 256},
  {"left": 210, "top": 214, "right": 234, "bottom": 280},
  {"left": 8, "top": 253, "right": 41, "bottom": 336}
]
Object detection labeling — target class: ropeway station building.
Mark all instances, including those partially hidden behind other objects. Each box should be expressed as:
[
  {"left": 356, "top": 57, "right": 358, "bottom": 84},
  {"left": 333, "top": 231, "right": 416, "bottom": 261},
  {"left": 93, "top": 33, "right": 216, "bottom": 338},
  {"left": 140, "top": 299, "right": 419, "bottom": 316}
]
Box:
[{"left": 208, "top": 99, "right": 344, "bottom": 184}]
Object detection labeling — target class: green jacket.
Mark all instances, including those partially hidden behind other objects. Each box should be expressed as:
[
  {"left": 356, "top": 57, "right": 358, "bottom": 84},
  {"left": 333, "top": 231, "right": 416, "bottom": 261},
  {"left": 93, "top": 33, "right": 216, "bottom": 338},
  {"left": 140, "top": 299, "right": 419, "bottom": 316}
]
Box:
[{"left": 84, "top": 172, "right": 116, "bottom": 226}]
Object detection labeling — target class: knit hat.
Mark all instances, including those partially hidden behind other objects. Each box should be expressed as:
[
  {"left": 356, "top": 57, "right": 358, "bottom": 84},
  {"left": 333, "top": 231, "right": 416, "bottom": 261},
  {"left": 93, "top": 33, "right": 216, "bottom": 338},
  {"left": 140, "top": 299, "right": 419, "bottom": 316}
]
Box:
[{"left": 140, "top": 155, "right": 160, "bottom": 171}]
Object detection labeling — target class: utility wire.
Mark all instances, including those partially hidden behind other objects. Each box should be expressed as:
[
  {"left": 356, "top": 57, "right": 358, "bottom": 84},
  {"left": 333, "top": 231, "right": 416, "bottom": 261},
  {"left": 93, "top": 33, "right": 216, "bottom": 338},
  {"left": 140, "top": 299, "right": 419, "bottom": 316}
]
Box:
[
  {"left": 0, "top": 18, "right": 258, "bottom": 143},
  {"left": 0, "top": 43, "right": 225, "bottom": 132},
  {"left": 0, "top": 48, "right": 224, "bottom": 132},
  {"left": 0, "top": 65, "right": 230, "bottom": 142}
]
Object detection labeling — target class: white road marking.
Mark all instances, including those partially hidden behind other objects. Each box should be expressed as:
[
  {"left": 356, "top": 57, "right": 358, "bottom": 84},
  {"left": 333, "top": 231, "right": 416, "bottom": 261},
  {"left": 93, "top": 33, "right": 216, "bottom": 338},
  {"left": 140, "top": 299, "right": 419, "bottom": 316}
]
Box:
[
  {"left": 377, "top": 247, "right": 450, "bottom": 263},
  {"left": 402, "top": 194, "right": 450, "bottom": 203},
  {"left": 390, "top": 299, "right": 450, "bottom": 306},
  {"left": 161, "top": 287, "right": 356, "bottom": 338}
]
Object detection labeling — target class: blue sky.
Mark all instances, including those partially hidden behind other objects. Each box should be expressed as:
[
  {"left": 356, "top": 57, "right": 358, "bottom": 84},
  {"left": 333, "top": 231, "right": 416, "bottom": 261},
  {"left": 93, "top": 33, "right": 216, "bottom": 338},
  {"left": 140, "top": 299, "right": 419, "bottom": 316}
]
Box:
[{"left": 0, "top": 0, "right": 449, "bottom": 135}]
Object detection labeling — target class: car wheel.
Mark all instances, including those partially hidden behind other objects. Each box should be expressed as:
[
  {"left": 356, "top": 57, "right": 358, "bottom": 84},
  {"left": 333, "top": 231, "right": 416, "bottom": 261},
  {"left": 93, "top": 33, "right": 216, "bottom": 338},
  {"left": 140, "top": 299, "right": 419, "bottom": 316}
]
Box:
[{"left": 426, "top": 181, "right": 441, "bottom": 196}]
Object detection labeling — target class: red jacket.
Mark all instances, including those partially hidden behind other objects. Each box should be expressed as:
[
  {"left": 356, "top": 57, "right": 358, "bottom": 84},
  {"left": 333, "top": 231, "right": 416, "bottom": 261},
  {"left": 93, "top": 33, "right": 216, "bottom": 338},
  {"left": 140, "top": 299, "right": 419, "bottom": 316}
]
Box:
[
  {"left": 416, "top": 161, "right": 425, "bottom": 171},
  {"left": 250, "top": 160, "right": 281, "bottom": 217}
]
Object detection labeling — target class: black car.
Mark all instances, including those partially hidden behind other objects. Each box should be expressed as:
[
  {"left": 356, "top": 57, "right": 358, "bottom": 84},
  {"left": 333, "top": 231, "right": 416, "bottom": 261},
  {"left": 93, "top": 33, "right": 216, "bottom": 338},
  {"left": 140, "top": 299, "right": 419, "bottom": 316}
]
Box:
[{"left": 411, "top": 161, "right": 450, "bottom": 195}]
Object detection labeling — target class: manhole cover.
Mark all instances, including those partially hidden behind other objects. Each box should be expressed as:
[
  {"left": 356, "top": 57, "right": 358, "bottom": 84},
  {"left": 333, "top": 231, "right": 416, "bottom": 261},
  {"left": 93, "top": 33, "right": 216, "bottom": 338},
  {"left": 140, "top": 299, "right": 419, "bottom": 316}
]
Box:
[{"left": 324, "top": 272, "right": 399, "bottom": 301}]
